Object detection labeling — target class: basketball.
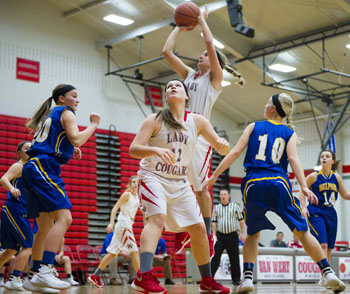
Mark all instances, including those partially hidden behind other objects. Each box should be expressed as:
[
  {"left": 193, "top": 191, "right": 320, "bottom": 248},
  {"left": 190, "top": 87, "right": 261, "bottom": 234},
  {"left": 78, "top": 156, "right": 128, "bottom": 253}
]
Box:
[{"left": 174, "top": 2, "right": 200, "bottom": 28}]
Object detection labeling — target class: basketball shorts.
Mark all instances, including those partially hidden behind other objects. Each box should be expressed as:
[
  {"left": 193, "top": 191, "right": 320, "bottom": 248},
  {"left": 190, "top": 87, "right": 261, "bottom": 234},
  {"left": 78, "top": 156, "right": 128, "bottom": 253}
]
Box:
[
  {"left": 307, "top": 205, "right": 337, "bottom": 249},
  {"left": 241, "top": 171, "right": 308, "bottom": 235},
  {"left": 138, "top": 170, "right": 203, "bottom": 232},
  {"left": 107, "top": 222, "right": 138, "bottom": 254},
  {"left": 1, "top": 201, "right": 33, "bottom": 251},
  {"left": 188, "top": 136, "right": 212, "bottom": 192},
  {"left": 22, "top": 154, "right": 72, "bottom": 218}
]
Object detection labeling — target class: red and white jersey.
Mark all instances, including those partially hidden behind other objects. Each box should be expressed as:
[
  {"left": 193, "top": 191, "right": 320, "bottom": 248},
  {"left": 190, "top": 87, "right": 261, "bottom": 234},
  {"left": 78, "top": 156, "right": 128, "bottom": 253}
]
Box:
[
  {"left": 140, "top": 112, "right": 197, "bottom": 180},
  {"left": 184, "top": 69, "right": 222, "bottom": 120},
  {"left": 117, "top": 191, "right": 140, "bottom": 226}
]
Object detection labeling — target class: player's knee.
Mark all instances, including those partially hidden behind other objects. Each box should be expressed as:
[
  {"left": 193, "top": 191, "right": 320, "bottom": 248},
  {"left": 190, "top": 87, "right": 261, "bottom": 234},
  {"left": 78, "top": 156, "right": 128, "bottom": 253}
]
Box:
[
  {"left": 150, "top": 214, "right": 165, "bottom": 229},
  {"left": 320, "top": 243, "right": 328, "bottom": 250}
]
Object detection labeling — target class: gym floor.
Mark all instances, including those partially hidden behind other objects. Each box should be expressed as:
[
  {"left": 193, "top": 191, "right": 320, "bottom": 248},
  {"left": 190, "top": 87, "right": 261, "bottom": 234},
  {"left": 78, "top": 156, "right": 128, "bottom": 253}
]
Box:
[{"left": 1, "top": 282, "right": 350, "bottom": 294}]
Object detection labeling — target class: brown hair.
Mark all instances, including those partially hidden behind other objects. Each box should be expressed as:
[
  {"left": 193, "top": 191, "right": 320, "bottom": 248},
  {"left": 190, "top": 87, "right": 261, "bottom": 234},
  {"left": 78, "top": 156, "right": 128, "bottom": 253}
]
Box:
[
  {"left": 322, "top": 150, "right": 340, "bottom": 171},
  {"left": 157, "top": 80, "right": 190, "bottom": 131},
  {"left": 26, "top": 84, "right": 69, "bottom": 130},
  {"left": 16, "top": 141, "right": 30, "bottom": 161},
  {"left": 216, "top": 50, "right": 245, "bottom": 87},
  {"left": 127, "top": 175, "right": 138, "bottom": 190}
]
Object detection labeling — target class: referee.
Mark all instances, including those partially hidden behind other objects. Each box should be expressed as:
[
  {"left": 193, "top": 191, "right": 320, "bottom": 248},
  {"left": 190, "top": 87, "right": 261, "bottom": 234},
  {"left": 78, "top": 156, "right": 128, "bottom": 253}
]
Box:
[{"left": 211, "top": 189, "right": 246, "bottom": 285}]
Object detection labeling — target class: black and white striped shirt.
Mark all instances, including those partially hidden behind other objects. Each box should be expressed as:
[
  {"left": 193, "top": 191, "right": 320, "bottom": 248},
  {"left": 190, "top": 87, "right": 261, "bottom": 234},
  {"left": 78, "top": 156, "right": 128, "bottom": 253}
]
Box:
[{"left": 212, "top": 202, "right": 243, "bottom": 234}]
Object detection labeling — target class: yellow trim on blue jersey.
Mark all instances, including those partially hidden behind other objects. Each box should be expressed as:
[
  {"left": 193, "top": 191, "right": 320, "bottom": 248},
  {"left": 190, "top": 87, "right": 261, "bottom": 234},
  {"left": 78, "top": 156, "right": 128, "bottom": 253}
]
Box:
[
  {"left": 243, "top": 176, "right": 290, "bottom": 204},
  {"left": 55, "top": 131, "right": 66, "bottom": 154},
  {"left": 30, "top": 157, "right": 66, "bottom": 198},
  {"left": 3, "top": 206, "right": 26, "bottom": 240},
  {"left": 307, "top": 219, "right": 319, "bottom": 236},
  {"left": 267, "top": 120, "right": 283, "bottom": 125}
]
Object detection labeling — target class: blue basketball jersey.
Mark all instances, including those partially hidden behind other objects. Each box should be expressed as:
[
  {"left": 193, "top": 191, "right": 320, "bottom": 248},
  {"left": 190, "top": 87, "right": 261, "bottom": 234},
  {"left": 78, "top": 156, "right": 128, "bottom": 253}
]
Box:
[
  {"left": 6, "top": 163, "right": 27, "bottom": 206},
  {"left": 244, "top": 120, "right": 294, "bottom": 175},
  {"left": 310, "top": 170, "right": 338, "bottom": 207},
  {"left": 27, "top": 106, "right": 75, "bottom": 164}
]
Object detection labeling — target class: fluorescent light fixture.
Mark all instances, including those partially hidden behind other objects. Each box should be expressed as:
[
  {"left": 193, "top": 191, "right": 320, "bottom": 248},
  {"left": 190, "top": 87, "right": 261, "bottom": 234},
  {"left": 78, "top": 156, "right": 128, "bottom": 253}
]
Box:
[
  {"left": 200, "top": 33, "right": 225, "bottom": 49},
  {"left": 221, "top": 80, "right": 231, "bottom": 87},
  {"left": 268, "top": 63, "right": 296, "bottom": 73},
  {"left": 103, "top": 14, "right": 134, "bottom": 26},
  {"left": 346, "top": 43, "right": 350, "bottom": 49}
]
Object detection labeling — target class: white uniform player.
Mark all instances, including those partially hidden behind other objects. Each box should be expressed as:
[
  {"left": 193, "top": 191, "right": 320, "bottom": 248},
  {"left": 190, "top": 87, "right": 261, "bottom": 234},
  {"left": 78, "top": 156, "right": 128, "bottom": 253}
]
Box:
[
  {"left": 139, "top": 112, "right": 203, "bottom": 232},
  {"left": 107, "top": 190, "right": 140, "bottom": 254},
  {"left": 184, "top": 69, "right": 221, "bottom": 190}
]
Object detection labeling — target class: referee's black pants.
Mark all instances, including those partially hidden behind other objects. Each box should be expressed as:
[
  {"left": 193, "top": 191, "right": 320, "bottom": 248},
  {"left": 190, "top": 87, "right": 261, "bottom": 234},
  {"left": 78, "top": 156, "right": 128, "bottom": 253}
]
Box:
[{"left": 211, "top": 231, "right": 240, "bottom": 283}]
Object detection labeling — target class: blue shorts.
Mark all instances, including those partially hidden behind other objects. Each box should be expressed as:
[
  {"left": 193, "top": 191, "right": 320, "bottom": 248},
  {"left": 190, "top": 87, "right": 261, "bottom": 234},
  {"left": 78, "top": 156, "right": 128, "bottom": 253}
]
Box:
[
  {"left": 307, "top": 205, "right": 337, "bottom": 249},
  {"left": 241, "top": 171, "right": 308, "bottom": 235},
  {"left": 22, "top": 154, "right": 72, "bottom": 219},
  {"left": 1, "top": 201, "right": 33, "bottom": 251}
]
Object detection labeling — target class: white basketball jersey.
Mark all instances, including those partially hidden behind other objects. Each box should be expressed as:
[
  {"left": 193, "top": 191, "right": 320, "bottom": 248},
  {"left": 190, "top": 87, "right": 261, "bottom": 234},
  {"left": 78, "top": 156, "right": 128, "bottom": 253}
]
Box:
[
  {"left": 184, "top": 70, "right": 222, "bottom": 120},
  {"left": 117, "top": 191, "right": 140, "bottom": 225},
  {"left": 140, "top": 112, "right": 197, "bottom": 180}
]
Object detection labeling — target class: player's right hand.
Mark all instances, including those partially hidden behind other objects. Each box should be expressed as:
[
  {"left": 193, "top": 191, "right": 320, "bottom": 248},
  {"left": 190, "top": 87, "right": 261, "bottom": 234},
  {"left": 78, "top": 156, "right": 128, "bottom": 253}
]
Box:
[
  {"left": 10, "top": 188, "right": 21, "bottom": 197},
  {"left": 106, "top": 223, "right": 114, "bottom": 233},
  {"left": 155, "top": 148, "right": 176, "bottom": 165},
  {"left": 204, "top": 175, "right": 217, "bottom": 190},
  {"left": 90, "top": 113, "right": 101, "bottom": 126},
  {"left": 178, "top": 25, "right": 195, "bottom": 32}
]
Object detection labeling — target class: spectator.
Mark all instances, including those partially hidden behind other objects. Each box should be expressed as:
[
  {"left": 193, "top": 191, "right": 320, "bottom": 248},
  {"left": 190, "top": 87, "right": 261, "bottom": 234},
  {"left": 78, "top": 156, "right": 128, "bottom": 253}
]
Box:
[
  {"left": 211, "top": 189, "right": 246, "bottom": 285},
  {"left": 54, "top": 238, "right": 79, "bottom": 286},
  {"left": 153, "top": 238, "right": 175, "bottom": 285},
  {"left": 287, "top": 234, "right": 303, "bottom": 249},
  {"left": 270, "top": 232, "right": 287, "bottom": 247},
  {"left": 100, "top": 233, "right": 136, "bottom": 285}
]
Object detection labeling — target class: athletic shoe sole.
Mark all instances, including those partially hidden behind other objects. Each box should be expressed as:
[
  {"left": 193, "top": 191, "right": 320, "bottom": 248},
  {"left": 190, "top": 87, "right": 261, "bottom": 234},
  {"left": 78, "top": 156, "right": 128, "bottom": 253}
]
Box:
[
  {"left": 237, "top": 285, "right": 254, "bottom": 293},
  {"left": 31, "top": 278, "right": 71, "bottom": 290},
  {"left": 327, "top": 278, "right": 346, "bottom": 293},
  {"left": 131, "top": 281, "right": 168, "bottom": 294},
  {"left": 23, "top": 280, "right": 60, "bottom": 294},
  {"left": 87, "top": 276, "right": 104, "bottom": 288}
]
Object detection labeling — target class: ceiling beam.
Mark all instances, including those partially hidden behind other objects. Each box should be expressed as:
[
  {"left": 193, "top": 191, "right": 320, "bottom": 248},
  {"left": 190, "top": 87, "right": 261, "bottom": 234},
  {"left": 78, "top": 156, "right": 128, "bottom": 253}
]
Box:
[
  {"left": 63, "top": 0, "right": 108, "bottom": 18},
  {"left": 95, "top": 0, "right": 229, "bottom": 49}
]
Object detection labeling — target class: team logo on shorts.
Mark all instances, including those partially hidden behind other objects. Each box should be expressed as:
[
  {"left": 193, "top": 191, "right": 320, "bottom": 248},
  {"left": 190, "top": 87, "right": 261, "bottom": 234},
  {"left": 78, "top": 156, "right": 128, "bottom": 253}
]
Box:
[{"left": 127, "top": 243, "right": 133, "bottom": 249}]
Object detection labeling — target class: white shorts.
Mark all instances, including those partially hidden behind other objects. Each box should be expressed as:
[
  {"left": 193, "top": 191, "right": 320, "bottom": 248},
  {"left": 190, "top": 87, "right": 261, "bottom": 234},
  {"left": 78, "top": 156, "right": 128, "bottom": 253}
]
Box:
[
  {"left": 106, "top": 222, "right": 138, "bottom": 254},
  {"left": 138, "top": 170, "right": 203, "bottom": 233},
  {"left": 188, "top": 136, "right": 212, "bottom": 191}
]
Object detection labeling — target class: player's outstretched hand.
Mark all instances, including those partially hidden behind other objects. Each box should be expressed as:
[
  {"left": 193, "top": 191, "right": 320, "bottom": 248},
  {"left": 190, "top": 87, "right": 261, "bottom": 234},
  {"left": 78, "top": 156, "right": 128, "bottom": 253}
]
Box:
[
  {"left": 178, "top": 25, "right": 195, "bottom": 32},
  {"left": 155, "top": 147, "right": 176, "bottom": 165},
  {"left": 90, "top": 112, "right": 101, "bottom": 126},
  {"left": 199, "top": 5, "right": 209, "bottom": 23},
  {"left": 106, "top": 223, "right": 114, "bottom": 234},
  {"left": 204, "top": 175, "right": 217, "bottom": 190},
  {"left": 215, "top": 137, "right": 230, "bottom": 155},
  {"left": 301, "top": 206, "right": 310, "bottom": 219}
]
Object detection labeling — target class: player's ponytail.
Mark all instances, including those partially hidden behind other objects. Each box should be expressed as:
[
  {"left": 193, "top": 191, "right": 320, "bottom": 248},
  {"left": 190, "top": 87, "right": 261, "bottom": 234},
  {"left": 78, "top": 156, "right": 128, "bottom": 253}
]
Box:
[
  {"left": 26, "top": 84, "right": 75, "bottom": 130},
  {"left": 216, "top": 50, "right": 245, "bottom": 87},
  {"left": 278, "top": 93, "right": 295, "bottom": 131},
  {"left": 158, "top": 80, "right": 190, "bottom": 131},
  {"left": 323, "top": 150, "right": 341, "bottom": 171}
]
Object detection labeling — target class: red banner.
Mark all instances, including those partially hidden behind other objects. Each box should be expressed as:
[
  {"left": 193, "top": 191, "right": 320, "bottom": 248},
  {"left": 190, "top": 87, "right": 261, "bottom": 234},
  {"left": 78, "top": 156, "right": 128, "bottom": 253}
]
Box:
[
  {"left": 16, "top": 58, "right": 40, "bottom": 83},
  {"left": 145, "top": 86, "right": 163, "bottom": 107}
]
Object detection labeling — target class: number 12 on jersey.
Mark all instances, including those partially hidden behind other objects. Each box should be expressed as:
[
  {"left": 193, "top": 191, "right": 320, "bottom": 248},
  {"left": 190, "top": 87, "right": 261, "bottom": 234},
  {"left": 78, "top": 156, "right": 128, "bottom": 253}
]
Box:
[{"left": 255, "top": 134, "right": 286, "bottom": 164}]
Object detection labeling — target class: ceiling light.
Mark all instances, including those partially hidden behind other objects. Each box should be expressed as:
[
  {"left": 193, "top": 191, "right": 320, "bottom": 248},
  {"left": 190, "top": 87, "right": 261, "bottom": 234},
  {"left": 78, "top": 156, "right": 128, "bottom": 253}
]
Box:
[
  {"left": 346, "top": 44, "right": 350, "bottom": 49},
  {"left": 221, "top": 80, "right": 231, "bottom": 87},
  {"left": 200, "top": 33, "right": 225, "bottom": 49},
  {"left": 103, "top": 14, "right": 134, "bottom": 26},
  {"left": 268, "top": 64, "right": 296, "bottom": 73}
]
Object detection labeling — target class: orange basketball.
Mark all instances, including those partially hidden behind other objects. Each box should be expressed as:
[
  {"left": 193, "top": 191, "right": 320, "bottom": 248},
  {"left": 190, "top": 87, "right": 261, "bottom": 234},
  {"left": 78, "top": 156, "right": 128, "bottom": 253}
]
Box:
[{"left": 174, "top": 2, "right": 200, "bottom": 28}]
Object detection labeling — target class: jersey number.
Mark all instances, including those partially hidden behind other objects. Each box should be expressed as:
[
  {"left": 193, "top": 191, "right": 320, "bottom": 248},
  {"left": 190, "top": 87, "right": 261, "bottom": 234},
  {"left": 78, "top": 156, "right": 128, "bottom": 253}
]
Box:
[
  {"left": 34, "top": 118, "right": 52, "bottom": 143},
  {"left": 323, "top": 191, "right": 336, "bottom": 207},
  {"left": 255, "top": 134, "right": 286, "bottom": 164},
  {"left": 171, "top": 148, "right": 182, "bottom": 162}
]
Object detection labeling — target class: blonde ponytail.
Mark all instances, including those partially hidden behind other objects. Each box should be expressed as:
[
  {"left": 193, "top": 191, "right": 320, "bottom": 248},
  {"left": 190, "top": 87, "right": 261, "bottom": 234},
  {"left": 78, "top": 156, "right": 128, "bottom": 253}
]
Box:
[
  {"left": 216, "top": 50, "right": 245, "bottom": 87},
  {"left": 26, "top": 97, "right": 53, "bottom": 130}
]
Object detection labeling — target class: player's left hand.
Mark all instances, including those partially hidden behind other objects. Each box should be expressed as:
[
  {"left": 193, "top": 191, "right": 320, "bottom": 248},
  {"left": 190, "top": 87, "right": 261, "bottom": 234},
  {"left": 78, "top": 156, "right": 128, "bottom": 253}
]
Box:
[
  {"left": 302, "top": 187, "right": 318, "bottom": 205},
  {"left": 215, "top": 137, "right": 230, "bottom": 155},
  {"left": 204, "top": 175, "right": 217, "bottom": 190},
  {"left": 199, "top": 5, "right": 209, "bottom": 23},
  {"left": 73, "top": 147, "right": 82, "bottom": 160}
]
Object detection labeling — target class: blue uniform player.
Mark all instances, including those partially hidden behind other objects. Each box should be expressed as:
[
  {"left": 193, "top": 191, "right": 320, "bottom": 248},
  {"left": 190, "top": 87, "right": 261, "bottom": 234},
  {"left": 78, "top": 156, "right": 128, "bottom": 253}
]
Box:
[
  {"left": 300, "top": 150, "right": 350, "bottom": 288},
  {"left": 0, "top": 142, "right": 33, "bottom": 290},
  {"left": 22, "top": 84, "right": 100, "bottom": 292},
  {"left": 207, "top": 93, "right": 346, "bottom": 293}
]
